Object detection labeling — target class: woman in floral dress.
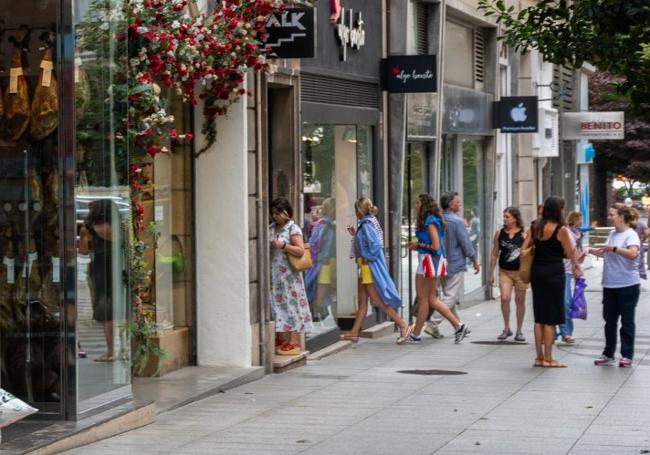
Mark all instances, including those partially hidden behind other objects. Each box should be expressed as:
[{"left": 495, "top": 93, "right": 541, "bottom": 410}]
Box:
[{"left": 269, "top": 197, "right": 313, "bottom": 355}]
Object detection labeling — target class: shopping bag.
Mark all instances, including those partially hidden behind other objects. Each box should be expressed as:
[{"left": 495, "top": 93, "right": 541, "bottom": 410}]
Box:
[
  {"left": 0, "top": 388, "right": 38, "bottom": 429},
  {"left": 570, "top": 276, "right": 588, "bottom": 320}
]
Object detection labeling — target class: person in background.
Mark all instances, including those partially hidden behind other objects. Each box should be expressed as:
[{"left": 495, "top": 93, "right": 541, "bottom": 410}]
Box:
[
  {"left": 641, "top": 190, "right": 650, "bottom": 218},
  {"left": 488, "top": 207, "right": 528, "bottom": 342},
  {"left": 522, "top": 196, "right": 581, "bottom": 368},
  {"left": 557, "top": 211, "right": 585, "bottom": 344},
  {"left": 342, "top": 197, "right": 410, "bottom": 344},
  {"left": 628, "top": 206, "right": 648, "bottom": 280},
  {"left": 269, "top": 197, "right": 313, "bottom": 356},
  {"left": 408, "top": 194, "right": 469, "bottom": 344},
  {"left": 424, "top": 192, "right": 479, "bottom": 339},
  {"left": 589, "top": 204, "right": 641, "bottom": 368}
]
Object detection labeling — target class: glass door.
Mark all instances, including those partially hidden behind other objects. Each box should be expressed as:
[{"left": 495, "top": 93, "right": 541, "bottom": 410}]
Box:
[
  {"left": 302, "top": 124, "right": 373, "bottom": 349},
  {"left": 461, "top": 137, "right": 485, "bottom": 295},
  {"left": 400, "top": 143, "right": 426, "bottom": 322},
  {"left": 0, "top": 0, "right": 64, "bottom": 415},
  {"left": 74, "top": 0, "right": 131, "bottom": 414}
]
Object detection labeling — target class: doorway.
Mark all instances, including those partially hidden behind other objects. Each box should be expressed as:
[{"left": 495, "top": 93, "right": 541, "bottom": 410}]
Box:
[{"left": 399, "top": 143, "right": 427, "bottom": 322}]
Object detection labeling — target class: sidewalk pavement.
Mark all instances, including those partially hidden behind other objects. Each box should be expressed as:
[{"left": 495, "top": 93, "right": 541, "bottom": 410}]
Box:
[{"left": 63, "top": 262, "right": 650, "bottom": 455}]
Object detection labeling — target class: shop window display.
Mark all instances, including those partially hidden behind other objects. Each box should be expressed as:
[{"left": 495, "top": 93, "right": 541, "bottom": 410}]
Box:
[{"left": 0, "top": 1, "right": 64, "bottom": 412}]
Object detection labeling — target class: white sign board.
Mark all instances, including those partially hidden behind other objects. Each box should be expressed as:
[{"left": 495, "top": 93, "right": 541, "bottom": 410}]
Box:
[
  {"left": 0, "top": 388, "right": 37, "bottom": 428},
  {"left": 562, "top": 112, "right": 625, "bottom": 140},
  {"left": 532, "top": 107, "right": 559, "bottom": 157}
]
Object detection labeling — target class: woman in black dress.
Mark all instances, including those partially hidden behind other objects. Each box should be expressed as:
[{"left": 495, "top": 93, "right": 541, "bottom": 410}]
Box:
[{"left": 522, "top": 196, "right": 581, "bottom": 368}]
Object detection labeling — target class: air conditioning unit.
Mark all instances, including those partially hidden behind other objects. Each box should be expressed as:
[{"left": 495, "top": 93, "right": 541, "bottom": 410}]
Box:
[{"left": 532, "top": 107, "right": 559, "bottom": 157}]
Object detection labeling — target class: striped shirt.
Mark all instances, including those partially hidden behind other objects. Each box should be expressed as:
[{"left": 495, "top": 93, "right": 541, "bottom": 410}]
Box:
[{"left": 350, "top": 216, "right": 384, "bottom": 258}]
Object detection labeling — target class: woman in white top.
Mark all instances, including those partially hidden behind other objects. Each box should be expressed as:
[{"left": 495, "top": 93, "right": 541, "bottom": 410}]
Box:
[{"left": 589, "top": 203, "right": 641, "bottom": 368}]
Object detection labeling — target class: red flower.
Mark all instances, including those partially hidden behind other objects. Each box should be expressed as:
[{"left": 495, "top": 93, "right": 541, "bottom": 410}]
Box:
[{"left": 169, "top": 128, "right": 178, "bottom": 138}]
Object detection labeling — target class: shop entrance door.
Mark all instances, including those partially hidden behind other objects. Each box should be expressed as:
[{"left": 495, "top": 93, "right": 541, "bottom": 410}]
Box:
[
  {"left": 400, "top": 143, "right": 426, "bottom": 322},
  {"left": 301, "top": 124, "right": 373, "bottom": 350}
]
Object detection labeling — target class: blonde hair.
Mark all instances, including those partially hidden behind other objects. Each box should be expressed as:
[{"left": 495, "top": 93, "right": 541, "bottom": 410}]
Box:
[
  {"left": 354, "top": 197, "right": 378, "bottom": 217},
  {"left": 567, "top": 211, "right": 582, "bottom": 227}
]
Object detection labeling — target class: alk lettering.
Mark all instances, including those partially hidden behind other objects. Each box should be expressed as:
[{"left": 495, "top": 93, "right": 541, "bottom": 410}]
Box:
[{"left": 266, "top": 11, "right": 306, "bottom": 30}]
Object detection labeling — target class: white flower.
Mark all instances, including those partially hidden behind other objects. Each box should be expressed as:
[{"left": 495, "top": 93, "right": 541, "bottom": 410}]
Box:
[{"left": 172, "top": 20, "right": 181, "bottom": 29}]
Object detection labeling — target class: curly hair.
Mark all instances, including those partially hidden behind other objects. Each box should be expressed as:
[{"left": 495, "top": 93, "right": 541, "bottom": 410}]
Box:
[{"left": 417, "top": 193, "right": 445, "bottom": 230}]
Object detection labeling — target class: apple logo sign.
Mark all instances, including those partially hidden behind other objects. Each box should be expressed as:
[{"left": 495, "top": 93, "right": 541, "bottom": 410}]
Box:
[{"left": 510, "top": 103, "right": 527, "bottom": 122}]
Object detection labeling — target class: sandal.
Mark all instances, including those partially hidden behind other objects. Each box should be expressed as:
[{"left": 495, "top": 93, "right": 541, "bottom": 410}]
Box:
[
  {"left": 94, "top": 353, "right": 114, "bottom": 362},
  {"left": 533, "top": 358, "right": 546, "bottom": 368},
  {"left": 561, "top": 336, "right": 576, "bottom": 344},
  {"left": 396, "top": 325, "right": 412, "bottom": 345},
  {"left": 276, "top": 343, "right": 301, "bottom": 356},
  {"left": 545, "top": 359, "right": 567, "bottom": 368},
  {"left": 340, "top": 333, "right": 360, "bottom": 343}
]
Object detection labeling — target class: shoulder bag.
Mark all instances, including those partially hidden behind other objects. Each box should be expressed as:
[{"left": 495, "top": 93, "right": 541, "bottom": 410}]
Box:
[
  {"left": 519, "top": 246, "right": 535, "bottom": 284},
  {"left": 286, "top": 222, "right": 313, "bottom": 273}
]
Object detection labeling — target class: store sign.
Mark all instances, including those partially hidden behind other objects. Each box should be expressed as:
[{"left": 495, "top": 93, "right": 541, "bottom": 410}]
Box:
[
  {"left": 577, "top": 143, "right": 596, "bottom": 164},
  {"left": 443, "top": 85, "right": 494, "bottom": 135},
  {"left": 381, "top": 55, "right": 437, "bottom": 94},
  {"left": 334, "top": 6, "right": 366, "bottom": 61},
  {"left": 407, "top": 93, "right": 437, "bottom": 140},
  {"left": 562, "top": 112, "right": 625, "bottom": 140},
  {"left": 532, "top": 107, "right": 559, "bottom": 157},
  {"left": 265, "top": 8, "right": 316, "bottom": 58},
  {"left": 495, "top": 96, "right": 538, "bottom": 133}
]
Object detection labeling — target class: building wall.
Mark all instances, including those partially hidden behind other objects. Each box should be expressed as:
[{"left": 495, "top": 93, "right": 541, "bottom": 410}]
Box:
[{"left": 194, "top": 89, "right": 252, "bottom": 367}]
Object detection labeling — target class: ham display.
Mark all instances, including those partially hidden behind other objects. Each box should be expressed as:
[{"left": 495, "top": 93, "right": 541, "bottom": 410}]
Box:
[
  {"left": 4, "top": 49, "right": 31, "bottom": 141},
  {"left": 30, "top": 49, "right": 58, "bottom": 140}
]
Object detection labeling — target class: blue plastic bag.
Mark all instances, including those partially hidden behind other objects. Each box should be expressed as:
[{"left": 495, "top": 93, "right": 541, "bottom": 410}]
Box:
[{"left": 570, "top": 276, "right": 588, "bottom": 320}]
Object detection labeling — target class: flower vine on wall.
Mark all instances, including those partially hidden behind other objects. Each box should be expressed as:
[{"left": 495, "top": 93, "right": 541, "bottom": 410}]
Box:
[{"left": 78, "top": 0, "right": 313, "bottom": 373}]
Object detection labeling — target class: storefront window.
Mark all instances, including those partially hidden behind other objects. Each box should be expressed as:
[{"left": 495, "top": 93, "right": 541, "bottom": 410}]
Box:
[
  {"left": 444, "top": 21, "right": 474, "bottom": 89},
  {"left": 0, "top": 0, "right": 64, "bottom": 414},
  {"left": 302, "top": 124, "right": 373, "bottom": 341},
  {"left": 75, "top": 0, "right": 131, "bottom": 412},
  {"left": 461, "top": 138, "right": 484, "bottom": 294}
]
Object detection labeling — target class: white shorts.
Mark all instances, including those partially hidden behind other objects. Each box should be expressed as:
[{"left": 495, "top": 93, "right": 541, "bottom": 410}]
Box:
[{"left": 416, "top": 253, "right": 447, "bottom": 278}]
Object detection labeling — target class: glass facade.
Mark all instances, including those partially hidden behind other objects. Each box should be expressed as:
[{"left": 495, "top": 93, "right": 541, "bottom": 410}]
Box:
[
  {"left": 0, "top": 0, "right": 131, "bottom": 419},
  {"left": 302, "top": 124, "right": 374, "bottom": 343},
  {"left": 442, "top": 136, "right": 488, "bottom": 295},
  {"left": 75, "top": 0, "right": 130, "bottom": 412}
]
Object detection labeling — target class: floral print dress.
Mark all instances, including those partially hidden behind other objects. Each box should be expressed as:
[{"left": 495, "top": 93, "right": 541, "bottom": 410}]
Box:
[{"left": 269, "top": 221, "right": 313, "bottom": 333}]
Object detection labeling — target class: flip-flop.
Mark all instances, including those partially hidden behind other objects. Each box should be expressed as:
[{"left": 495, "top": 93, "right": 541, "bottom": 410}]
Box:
[
  {"left": 545, "top": 359, "right": 567, "bottom": 368},
  {"left": 396, "top": 325, "right": 412, "bottom": 345},
  {"left": 94, "top": 354, "right": 114, "bottom": 362},
  {"left": 340, "top": 334, "right": 359, "bottom": 343}
]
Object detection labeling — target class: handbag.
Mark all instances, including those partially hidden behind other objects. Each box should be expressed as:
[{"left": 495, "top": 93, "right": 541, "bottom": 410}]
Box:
[
  {"left": 570, "top": 276, "right": 588, "bottom": 320},
  {"left": 519, "top": 246, "right": 535, "bottom": 284},
  {"left": 288, "top": 244, "right": 312, "bottom": 273}
]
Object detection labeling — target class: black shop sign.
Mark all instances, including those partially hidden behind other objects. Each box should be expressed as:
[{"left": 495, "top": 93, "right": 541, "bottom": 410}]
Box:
[
  {"left": 265, "top": 8, "right": 316, "bottom": 59},
  {"left": 381, "top": 55, "right": 437, "bottom": 94},
  {"left": 495, "top": 96, "right": 539, "bottom": 133}
]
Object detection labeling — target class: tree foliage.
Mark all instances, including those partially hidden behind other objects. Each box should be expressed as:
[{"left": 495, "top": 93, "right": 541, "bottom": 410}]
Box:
[
  {"left": 589, "top": 72, "right": 650, "bottom": 183},
  {"left": 478, "top": 0, "right": 650, "bottom": 105}
]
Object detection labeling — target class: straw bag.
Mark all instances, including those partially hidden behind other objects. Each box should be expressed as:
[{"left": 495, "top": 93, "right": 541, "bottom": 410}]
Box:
[
  {"left": 519, "top": 247, "right": 535, "bottom": 284},
  {"left": 288, "top": 245, "right": 312, "bottom": 273}
]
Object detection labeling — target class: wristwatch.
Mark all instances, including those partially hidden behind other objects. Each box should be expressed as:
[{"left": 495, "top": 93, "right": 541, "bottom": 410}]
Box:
[{"left": 613, "top": 246, "right": 618, "bottom": 253}]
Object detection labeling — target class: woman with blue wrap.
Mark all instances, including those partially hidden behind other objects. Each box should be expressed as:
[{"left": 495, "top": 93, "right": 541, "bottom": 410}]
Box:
[{"left": 341, "top": 197, "right": 411, "bottom": 344}]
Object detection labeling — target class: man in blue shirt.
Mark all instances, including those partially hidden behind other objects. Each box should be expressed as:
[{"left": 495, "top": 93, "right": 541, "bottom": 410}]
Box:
[{"left": 426, "top": 191, "right": 480, "bottom": 338}]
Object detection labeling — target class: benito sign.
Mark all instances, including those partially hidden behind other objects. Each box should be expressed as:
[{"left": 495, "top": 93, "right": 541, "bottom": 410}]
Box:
[{"left": 561, "top": 112, "right": 625, "bottom": 140}]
